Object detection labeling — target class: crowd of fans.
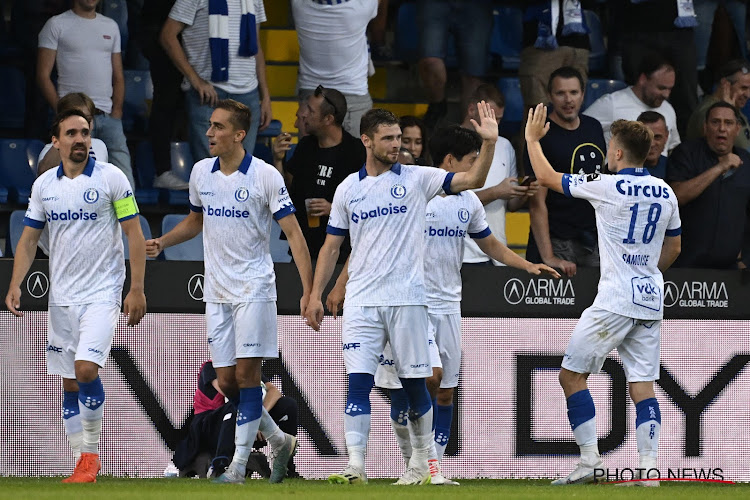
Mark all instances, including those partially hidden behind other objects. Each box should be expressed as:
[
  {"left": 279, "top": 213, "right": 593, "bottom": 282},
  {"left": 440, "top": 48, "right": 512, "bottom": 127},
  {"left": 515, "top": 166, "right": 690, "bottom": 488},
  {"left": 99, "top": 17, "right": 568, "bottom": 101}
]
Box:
[{"left": 1, "top": 0, "right": 749, "bottom": 270}]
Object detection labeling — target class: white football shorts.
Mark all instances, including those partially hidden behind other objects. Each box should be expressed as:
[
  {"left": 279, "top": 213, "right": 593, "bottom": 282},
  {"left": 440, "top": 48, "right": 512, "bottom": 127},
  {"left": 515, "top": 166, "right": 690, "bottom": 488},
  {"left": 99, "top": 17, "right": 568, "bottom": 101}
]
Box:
[
  {"left": 562, "top": 306, "right": 661, "bottom": 382},
  {"left": 206, "top": 301, "right": 278, "bottom": 367},
  {"left": 47, "top": 302, "right": 120, "bottom": 379},
  {"left": 375, "top": 325, "right": 442, "bottom": 390}
]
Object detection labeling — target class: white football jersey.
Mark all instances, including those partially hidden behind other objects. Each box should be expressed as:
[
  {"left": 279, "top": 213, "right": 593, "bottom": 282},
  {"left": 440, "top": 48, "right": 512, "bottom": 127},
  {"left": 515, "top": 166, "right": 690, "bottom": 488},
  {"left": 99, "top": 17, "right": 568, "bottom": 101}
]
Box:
[
  {"left": 425, "top": 191, "right": 490, "bottom": 313},
  {"left": 189, "top": 154, "right": 295, "bottom": 303},
  {"left": 328, "top": 163, "right": 454, "bottom": 306},
  {"left": 563, "top": 168, "right": 681, "bottom": 319},
  {"left": 24, "top": 159, "right": 137, "bottom": 306}
]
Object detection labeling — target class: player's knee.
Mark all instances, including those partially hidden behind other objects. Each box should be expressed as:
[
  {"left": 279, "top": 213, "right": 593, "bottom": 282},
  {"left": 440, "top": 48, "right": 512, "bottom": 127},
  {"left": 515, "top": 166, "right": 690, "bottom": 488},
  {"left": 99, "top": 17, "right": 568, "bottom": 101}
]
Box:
[
  {"left": 437, "top": 387, "right": 454, "bottom": 406},
  {"left": 74, "top": 361, "right": 99, "bottom": 383},
  {"left": 559, "top": 368, "right": 588, "bottom": 393},
  {"left": 426, "top": 368, "right": 443, "bottom": 396}
]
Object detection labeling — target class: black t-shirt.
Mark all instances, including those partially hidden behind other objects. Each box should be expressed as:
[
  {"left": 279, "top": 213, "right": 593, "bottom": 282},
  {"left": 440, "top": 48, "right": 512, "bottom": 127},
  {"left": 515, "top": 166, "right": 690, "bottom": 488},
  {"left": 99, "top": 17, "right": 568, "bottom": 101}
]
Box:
[
  {"left": 523, "top": 115, "right": 606, "bottom": 240},
  {"left": 666, "top": 139, "right": 750, "bottom": 269},
  {"left": 521, "top": 0, "right": 592, "bottom": 50},
  {"left": 285, "top": 131, "right": 366, "bottom": 260}
]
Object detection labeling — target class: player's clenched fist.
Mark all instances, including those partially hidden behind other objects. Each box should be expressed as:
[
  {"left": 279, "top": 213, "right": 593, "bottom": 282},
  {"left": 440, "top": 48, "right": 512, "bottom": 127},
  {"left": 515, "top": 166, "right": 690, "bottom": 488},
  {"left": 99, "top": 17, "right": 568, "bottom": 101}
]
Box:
[{"left": 145, "top": 238, "right": 163, "bottom": 258}]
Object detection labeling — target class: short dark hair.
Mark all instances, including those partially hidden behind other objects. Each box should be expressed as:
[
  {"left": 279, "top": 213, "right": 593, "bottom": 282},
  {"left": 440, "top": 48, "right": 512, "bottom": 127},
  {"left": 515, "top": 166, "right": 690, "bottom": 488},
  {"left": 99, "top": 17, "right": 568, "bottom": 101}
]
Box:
[
  {"left": 611, "top": 119, "right": 653, "bottom": 165},
  {"left": 718, "top": 58, "right": 750, "bottom": 83},
  {"left": 51, "top": 109, "right": 90, "bottom": 138},
  {"left": 360, "top": 108, "right": 399, "bottom": 138},
  {"left": 705, "top": 101, "right": 741, "bottom": 123},
  {"left": 638, "top": 51, "right": 675, "bottom": 79},
  {"left": 637, "top": 110, "right": 666, "bottom": 126},
  {"left": 57, "top": 92, "right": 96, "bottom": 118},
  {"left": 470, "top": 83, "right": 505, "bottom": 108},
  {"left": 429, "top": 125, "right": 482, "bottom": 167},
  {"left": 548, "top": 66, "right": 585, "bottom": 94},
  {"left": 314, "top": 85, "right": 347, "bottom": 126},
  {"left": 215, "top": 99, "right": 251, "bottom": 133}
]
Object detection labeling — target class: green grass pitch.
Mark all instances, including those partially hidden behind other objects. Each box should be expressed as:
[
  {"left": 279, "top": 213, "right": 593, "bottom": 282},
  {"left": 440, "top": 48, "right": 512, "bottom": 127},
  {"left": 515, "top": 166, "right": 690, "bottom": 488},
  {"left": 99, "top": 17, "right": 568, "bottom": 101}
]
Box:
[{"left": 0, "top": 477, "right": 747, "bottom": 500}]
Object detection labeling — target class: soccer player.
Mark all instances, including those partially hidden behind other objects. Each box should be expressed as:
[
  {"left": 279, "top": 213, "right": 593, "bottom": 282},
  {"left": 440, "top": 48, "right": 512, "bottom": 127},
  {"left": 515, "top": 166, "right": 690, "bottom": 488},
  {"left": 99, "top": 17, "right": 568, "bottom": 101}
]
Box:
[
  {"left": 525, "top": 104, "right": 682, "bottom": 486},
  {"left": 304, "top": 103, "right": 498, "bottom": 485},
  {"left": 145, "top": 99, "right": 313, "bottom": 484},
  {"left": 328, "top": 125, "right": 559, "bottom": 481},
  {"left": 5, "top": 109, "right": 147, "bottom": 483}
]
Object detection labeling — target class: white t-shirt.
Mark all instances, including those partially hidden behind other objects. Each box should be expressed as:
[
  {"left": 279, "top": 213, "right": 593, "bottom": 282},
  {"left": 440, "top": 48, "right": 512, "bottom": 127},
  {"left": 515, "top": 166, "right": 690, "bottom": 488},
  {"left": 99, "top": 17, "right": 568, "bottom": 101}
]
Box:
[
  {"left": 563, "top": 168, "right": 681, "bottom": 320},
  {"left": 188, "top": 154, "right": 295, "bottom": 303},
  {"left": 291, "top": 0, "right": 377, "bottom": 95},
  {"left": 169, "top": 0, "right": 267, "bottom": 94},
  {"left": 583, "top": 87, "right": 681, "bottom": 155},
  {"left": 327, "top": 163, "right": 454, "bottom": 306},
  {"left": 39, "top": 139, "right": 109, "bottom": 166},
  {"left": 462, "top": 136, "right": 517, "bottom": 264},
  {"left": 38, "top": 11, "right": 121, "bottom": 113},
  {"left": 425, "top": 191, "right": 490, "bottom": 313},
  {"left": 24, "top": 159, "right": 137, "bottom": 306}
]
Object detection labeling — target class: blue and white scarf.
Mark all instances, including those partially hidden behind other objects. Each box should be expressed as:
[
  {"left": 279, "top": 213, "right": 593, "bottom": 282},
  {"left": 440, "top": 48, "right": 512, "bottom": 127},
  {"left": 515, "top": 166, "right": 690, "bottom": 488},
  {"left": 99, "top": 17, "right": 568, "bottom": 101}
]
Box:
[
  {"left": 527, "top": 1, "right": 588, "bottom": 50},
  {"left": 209, "top": 0, "right": 257, "bottom": 83},
  {"left": 630, "top": 0, "right": 698, "bottom": 28}
]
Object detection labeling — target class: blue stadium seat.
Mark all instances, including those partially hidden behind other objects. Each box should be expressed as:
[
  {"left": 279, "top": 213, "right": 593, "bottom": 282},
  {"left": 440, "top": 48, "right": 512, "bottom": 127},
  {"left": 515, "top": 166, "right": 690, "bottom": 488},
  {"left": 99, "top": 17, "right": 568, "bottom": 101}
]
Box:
[
  {"left": 133, "top": 141, "right": 162, "bottom": 204},
  {"left": 0, "top": 139, "right": 42, "bottom": 203},
  {"left": 0, "top": 185, "right": 8, "bottom": 204},
  {"left": 270, "top": 220, "right": 291, "bottom": 263},
  {"left": 257, "top": 119, "right": 282, "bottom": 139},
  {"left": 122, "top": 70, "right": 152, "bottom": 133},
  {"left": 8, "top": 210, "right": 25, "bottom": 256},
  {"left": 490, "top": 7, "right": 523, "bottom": 70},
  {"left": 161, "top": 214, "right": 204, "bottom": 261},
  {"left": 167, "top": 142, "right": 193, "bottom": 205},
  {"left": 0, "top": 66, "right": 25, "bottom": 129},
  {"left": 585, "top": 10, "right": 607, "bottom": 74},
  {"left": 122, "top": 214, "right": 153, "bottom": 260},
  {"left": 497, "top": 77, "right": 524, "bottom": 139},
  {"left": 254, "top": 143, "right": 273, "bottom": 165},
  {"left": 584, "top": 79, "right": 627, "bottom": 112},
  {"left": 26, "top": 139, "right": 44, "bottom": 176}
]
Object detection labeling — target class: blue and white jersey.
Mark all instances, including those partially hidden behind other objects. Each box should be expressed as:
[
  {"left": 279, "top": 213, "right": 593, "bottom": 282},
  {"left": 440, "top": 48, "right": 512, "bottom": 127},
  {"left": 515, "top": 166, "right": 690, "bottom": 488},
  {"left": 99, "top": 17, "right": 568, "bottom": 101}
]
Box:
[
  {"left": 563, "top": 168, "right": 681, "bottom": 320},
  {"left": 189, "top": 154, "right": 295, "bottom": 303},
  {"left": 24, "top": 158, "right": 137, "bottom": 306},
  {"left": 425, "top": 191, "right": 490, "bottom": 313},
  {"left": 328, "top": 163, "right": 454, "bottom": 306}
]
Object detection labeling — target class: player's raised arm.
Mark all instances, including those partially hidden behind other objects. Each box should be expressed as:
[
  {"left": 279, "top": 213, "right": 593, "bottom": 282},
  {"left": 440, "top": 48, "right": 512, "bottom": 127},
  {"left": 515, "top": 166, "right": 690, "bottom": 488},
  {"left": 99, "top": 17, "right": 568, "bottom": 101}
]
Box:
[
  {"left": 525, "top": 104, "right": 565, "bottom": 193},
  {"left": 145, "top": 211, "right": 203, "bottom": 258},
  {"left": 448, "top": 101, "right": 498, "bottom": 193},
  {"left": 277, "top": 213, "right": 313, "bottom": 317},
  {"left": 5, "top": 226, "right": 43, "bottom": 317},
  {"left": 305, "top": 234, "right": 345, "bottom": 331},
  {"left": 474, "top": 234, "right": 560, "bottom": 278}
]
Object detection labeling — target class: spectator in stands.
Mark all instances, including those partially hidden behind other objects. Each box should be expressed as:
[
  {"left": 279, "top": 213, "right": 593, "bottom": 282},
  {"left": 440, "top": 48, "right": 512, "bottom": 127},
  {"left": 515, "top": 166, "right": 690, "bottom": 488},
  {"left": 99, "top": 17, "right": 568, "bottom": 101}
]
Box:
[
  {"left": 139, "top": 0, "right": 190, "bottom": 190},
  {"left": 524, "top": 66, "right": 605, "bottom": 277},
  {"left": 618, "top": 0, "right": 699, "bottom": 136},
  {"left": 170, "top": 361, "right": 299, "bottom": 479},
  {"left": 272, "top": 86, "right": 365, "bottom": 262},
  {"left": 37, "top": 0, "right": 136, "bottom": 189},
  {"left": 519, "top": 0, "right": 591, "bottom": 114},
  {"left": 161, "top": 0, "right": 272, "bottom": 162},
  {"left": 637, "top": 111, "right": 669, "bottom": 179},
  {"left": 694, "top": 0, "right": 747, "bottom": 91},
  {"left": 290, "top": 0, "right": 378, "bottom": 137},
  {"left": 399, "top": 115, "right": 430, "bottom": 165},
  {"left": 416, "top": 0, "right": 494, "bottom": 131},
  {"left": 584, "top": 52, "right": 681, "bottom": 155},
  {"left": 37, "top": 93, "right": 108, "bottom": 176},
  {"left": 667, "top": 101, "right": 750, "bottom": 268},
  {"left": 459, "top": 84, "right": 536, "bottom": 266},
  {"left": 687, "top": 59, "right": 750, "bottom": 150}
]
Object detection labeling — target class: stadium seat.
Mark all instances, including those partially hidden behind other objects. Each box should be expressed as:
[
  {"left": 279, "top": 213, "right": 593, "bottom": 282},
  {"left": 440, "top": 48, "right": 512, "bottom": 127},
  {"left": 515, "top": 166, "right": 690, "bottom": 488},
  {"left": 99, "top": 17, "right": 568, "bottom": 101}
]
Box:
[
  {"left": 167, "top": 142, "right": 193, "bottom": 205},
  {"left": 490, "top": 7, "right": 523, "bottom": 70},
  {"left": 161, "top": 214, "right": 204, "bottom": 261},
  {"left": 0, "top": 185, "right": 8, "bottom": 204},
  {"left": 497, "top": 77, "right": 524, "bottom": 139},
  {"left": 132, "top": 141, "right": 162, "bottom": 204},
  {"left": 0, "top": 139, "right": 42, "bottom": 203},
  {"left": 584, "top": 79, "right": 627, "bottom": 111},
  {"left": 122, "top": 70, "right": 153, "bottom": 133},
  {"left": 122, "top": 214, "right": 153, "bottom": 260},
  {"left": 8, "top": 209, "right": 25, "bottom": 256},
  {"left": 270, "top": 220, "right": 291, "bottom": 263},
  {"left": 254, "top": 143, "right": 274, "bottom": 165},
  {"left": 26, "top": 139, "right": 44, "bottom": 176},
  {"left": 257, "top": 119, "right": 282, "bottom": 139},
  {"left": 585, "top": 10, "right": 607, "bottom": 74},
  {"left": 0, "top": 66, "right": 25, "bottom": 129}
]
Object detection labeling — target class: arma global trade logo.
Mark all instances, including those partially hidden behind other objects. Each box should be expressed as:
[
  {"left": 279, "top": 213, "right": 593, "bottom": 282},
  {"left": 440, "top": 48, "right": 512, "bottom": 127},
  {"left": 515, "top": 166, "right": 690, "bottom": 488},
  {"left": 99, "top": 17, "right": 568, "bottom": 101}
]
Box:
[
  {"left": 663, "top": 280, "right": 729, "bottom": 308},
  {"left": 187, "top": 274, "right": 204, "bottom": 301},
  {"left": 503, "top": 277, "right": 575, "bottom": 306}
]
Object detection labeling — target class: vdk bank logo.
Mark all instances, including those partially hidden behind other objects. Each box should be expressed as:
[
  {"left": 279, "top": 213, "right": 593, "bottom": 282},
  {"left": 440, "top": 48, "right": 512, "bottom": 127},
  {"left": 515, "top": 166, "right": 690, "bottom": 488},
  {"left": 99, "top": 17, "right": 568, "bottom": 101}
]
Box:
[
  {"left": 235, "top": 186, "right": 250, "bottom": 203},
  {"left": 83, "top": 188, "right": 99, "bottom": 204},
  {"left": 26, "top": 271, "right": 49, "bottom": 299},
  {"left": 503, "top": 277, "right": 575, "bottom": 306},
  {"left": 663, "top": 280, "right": 728, "bottom": 308},
  {"left": 187, "top": 274, "right": 204, "bottom": 301}
]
